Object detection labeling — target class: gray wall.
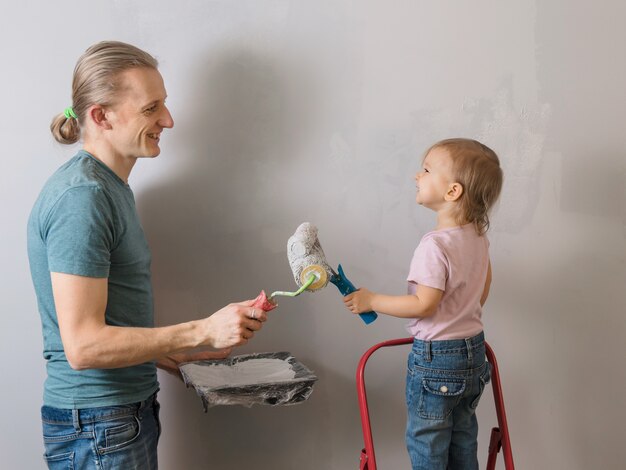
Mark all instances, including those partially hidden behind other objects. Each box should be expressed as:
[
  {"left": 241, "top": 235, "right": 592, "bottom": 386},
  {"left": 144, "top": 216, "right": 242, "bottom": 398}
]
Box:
[{"left": 3, "top": 1, "right": 625, "bottom": 469}]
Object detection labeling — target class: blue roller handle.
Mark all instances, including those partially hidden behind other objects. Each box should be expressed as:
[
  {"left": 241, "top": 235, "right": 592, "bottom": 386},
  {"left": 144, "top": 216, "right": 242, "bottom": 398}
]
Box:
[{"left": 329, "top": 264, "right": 378, "bottom": 325}]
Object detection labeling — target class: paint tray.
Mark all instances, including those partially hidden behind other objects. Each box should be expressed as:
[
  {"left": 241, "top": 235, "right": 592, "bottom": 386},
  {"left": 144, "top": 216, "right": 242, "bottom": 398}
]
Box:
[{"left": 179, "top": 351, "right": 318, "bottom": 410}]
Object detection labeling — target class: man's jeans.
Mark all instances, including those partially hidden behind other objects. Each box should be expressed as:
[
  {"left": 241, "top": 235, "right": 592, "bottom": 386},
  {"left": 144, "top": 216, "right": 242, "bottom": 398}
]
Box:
[
  {"left": 405, "top": 332, "right": 491, "bottom": 470},
  {"left": 41, "top": 393, "right": 161, "bottom": 469}
]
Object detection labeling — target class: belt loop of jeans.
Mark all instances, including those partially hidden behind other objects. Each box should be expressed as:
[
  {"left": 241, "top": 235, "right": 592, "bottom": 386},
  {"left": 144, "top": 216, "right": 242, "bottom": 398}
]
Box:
[
  {"left": 72, "top": 409, "right": 80, "bottom": 432},
  {"left": 465, "top": 337, "right": 473, "bottom": 363},
  {"left": 423, "top": 341, "right": 432, "bottom": 362}
]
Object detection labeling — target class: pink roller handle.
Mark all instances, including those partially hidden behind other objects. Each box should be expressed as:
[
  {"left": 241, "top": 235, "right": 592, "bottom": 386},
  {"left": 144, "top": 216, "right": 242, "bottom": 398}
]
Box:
[{"left": 251, "top": 290, "right": 278, "bottom": 312}]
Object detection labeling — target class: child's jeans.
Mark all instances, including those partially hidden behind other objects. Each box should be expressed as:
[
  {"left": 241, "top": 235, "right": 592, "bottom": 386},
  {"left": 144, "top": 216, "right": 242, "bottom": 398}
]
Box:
[
  {"left": 41, "top": 392, "right": 161, "bottom": 469},
  {"left": 405, "top": 331, "right": 491, "bottom": 470}
]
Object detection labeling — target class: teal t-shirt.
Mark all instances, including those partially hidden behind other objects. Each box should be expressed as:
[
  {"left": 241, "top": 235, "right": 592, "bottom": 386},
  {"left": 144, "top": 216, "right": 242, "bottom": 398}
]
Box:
[{"left": 27, "top": 150, "right": 159, "bottom": 409}]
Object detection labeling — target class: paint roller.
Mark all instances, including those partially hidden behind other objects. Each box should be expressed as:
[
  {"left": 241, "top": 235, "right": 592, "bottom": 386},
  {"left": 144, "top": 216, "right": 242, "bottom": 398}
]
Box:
[
  {"left": 252, "top": 222, "right": 378, "bottom": 325},
  {"left": 250, "top": 222, "right": 327, "bottom": 312}
]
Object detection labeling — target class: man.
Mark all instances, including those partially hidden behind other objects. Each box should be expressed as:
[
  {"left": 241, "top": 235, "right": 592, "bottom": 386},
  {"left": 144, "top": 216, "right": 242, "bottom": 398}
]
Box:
[{"left": 29, "top": 41, "right": 267, "bottom": 469}]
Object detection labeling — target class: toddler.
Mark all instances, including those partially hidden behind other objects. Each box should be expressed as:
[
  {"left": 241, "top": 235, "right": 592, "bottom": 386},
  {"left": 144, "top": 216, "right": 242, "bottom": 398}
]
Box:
[{"left": 344, "top": 138, "right": 503, "bottom": 469}]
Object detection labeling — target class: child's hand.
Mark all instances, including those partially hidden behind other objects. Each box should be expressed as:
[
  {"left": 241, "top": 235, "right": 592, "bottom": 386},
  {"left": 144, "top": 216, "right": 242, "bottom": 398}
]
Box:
[{"left": 344, "top": 288, "right": 374, "bottom": 314}]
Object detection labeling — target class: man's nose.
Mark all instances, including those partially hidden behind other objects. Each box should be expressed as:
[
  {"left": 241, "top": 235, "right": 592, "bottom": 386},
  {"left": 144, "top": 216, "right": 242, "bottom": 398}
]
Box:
[{"left": 159, "top": 106, "right": 174, "bottom": 128}]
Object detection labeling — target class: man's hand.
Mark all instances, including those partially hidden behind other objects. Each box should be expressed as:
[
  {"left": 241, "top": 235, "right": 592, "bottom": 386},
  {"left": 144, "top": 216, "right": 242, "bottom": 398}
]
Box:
[
  {"left": 200, "top": 300, "right": 268, "bottom": 349},
  {"left": 157, "top": 348, "right": 232, "bottom": 381}
]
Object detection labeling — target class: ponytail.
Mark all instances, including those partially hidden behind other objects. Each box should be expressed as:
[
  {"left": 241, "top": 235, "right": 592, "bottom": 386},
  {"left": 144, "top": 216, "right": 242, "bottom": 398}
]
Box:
[{"left": 50, "top": 112, "right": 80, "bottom": 144}]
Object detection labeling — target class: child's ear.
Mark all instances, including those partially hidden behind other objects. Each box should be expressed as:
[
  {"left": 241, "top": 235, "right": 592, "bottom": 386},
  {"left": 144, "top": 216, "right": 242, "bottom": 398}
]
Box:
[{"left": 445, "top": 182, "right": 463, "bottom": 202}]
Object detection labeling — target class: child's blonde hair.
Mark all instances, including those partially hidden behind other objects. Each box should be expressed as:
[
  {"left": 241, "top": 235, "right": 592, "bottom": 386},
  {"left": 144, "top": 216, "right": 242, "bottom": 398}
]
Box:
[
  {"left": 50, "top": 41, "right": 159, "bottom": 144},
  {"left": 427, "top": 138, "right": 503, "bottom": 235}
]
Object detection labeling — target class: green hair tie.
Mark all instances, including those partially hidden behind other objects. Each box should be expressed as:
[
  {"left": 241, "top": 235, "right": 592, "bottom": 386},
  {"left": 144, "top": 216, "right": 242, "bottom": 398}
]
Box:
[{"left": 64, "top": 107, "right": 77, "bottom": 119}]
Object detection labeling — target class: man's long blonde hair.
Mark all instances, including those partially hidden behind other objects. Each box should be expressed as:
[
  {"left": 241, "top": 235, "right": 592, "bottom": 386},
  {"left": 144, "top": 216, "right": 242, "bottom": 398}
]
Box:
[{"left": 50, "top": 41, "right": 158, "bottom": 144}]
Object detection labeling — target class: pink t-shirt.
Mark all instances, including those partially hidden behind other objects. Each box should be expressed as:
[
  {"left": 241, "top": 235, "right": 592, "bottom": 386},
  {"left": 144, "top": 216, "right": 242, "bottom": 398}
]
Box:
[{"left": 406, "top": 224, "right": 489, "bottom": 341}]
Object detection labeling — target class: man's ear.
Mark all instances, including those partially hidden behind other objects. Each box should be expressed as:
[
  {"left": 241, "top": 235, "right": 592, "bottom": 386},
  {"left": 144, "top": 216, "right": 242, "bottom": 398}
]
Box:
[
  {"left": 445, "top": 182, "right": 463, "bottom": 202},
  {"left": 87, "top": 105, "right": 113, "bottom": 130}
]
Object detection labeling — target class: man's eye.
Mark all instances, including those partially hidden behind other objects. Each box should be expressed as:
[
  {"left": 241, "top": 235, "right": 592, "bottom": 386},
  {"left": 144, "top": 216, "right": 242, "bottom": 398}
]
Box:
[{"left": 143, "top": 106, "right": 157, "bottom": 115}]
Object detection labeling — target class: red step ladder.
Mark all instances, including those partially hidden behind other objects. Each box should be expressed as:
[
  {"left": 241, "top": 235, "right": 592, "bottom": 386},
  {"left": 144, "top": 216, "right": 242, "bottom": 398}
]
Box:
[{"left": 357, "top": 338, "right": 514, "bottom": 469}]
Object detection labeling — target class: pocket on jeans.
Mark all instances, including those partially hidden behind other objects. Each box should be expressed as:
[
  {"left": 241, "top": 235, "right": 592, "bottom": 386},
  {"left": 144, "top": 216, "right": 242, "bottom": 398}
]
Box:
[
  {"left": 98, "top": 415, "right": 141, "bottom": 454},
  {"left": 43, "top": 422, "right": 80, "bottom": 467},
  {"left": 43, "top": 450, "right": 74, "bottom": 470},
  {"left": 471, "top": 363, "right": 492, "bottom": 409},
  {"left": 418, "top": 377, "right": 466, "bottom": 420}
]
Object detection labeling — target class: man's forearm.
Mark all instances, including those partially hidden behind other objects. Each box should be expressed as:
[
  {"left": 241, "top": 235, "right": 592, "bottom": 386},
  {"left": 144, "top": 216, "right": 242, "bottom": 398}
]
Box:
[{"left": 65, "top": 320, "right": 205, "bottom": 370}]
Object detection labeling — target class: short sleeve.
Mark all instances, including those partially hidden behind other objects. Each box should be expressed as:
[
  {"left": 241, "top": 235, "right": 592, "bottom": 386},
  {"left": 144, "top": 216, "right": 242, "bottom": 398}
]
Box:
[
  {"left": 407, "top": 236, "right": 448, "bottom": 291},
  {"left": 43, "top": 186, "right": 114, "bottom": 278}
]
